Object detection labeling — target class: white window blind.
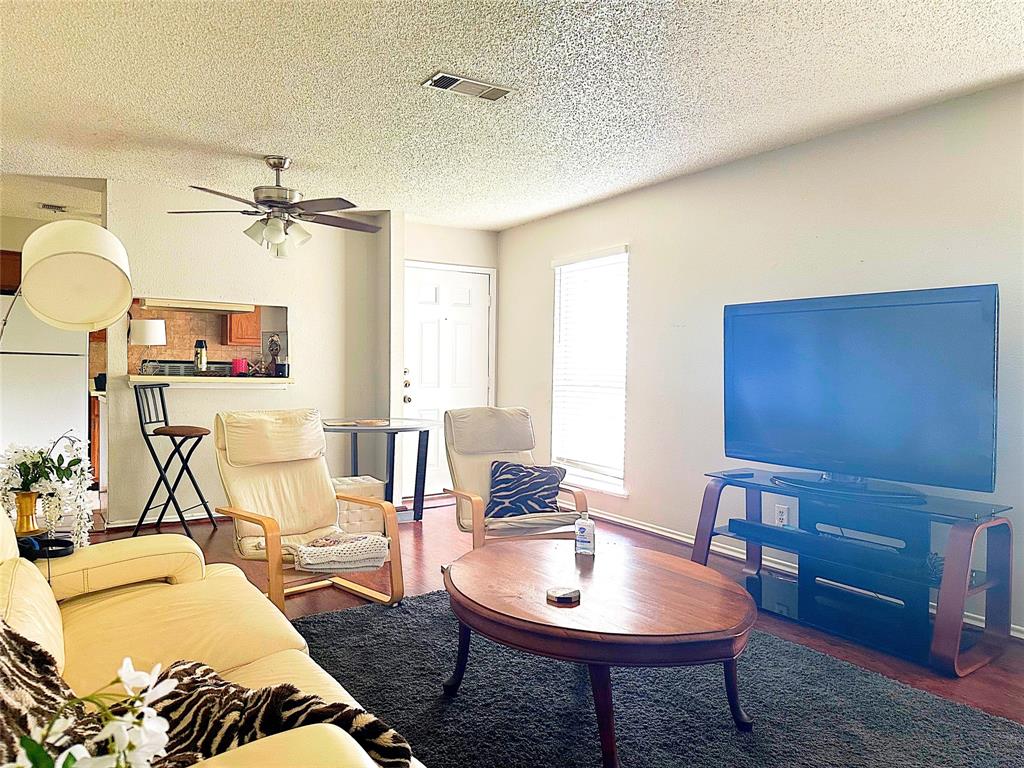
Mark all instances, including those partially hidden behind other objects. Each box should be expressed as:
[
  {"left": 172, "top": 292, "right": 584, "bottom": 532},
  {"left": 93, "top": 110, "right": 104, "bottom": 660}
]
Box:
[{"left": 551, "top": 250, "right": 629, "bottom": 491}]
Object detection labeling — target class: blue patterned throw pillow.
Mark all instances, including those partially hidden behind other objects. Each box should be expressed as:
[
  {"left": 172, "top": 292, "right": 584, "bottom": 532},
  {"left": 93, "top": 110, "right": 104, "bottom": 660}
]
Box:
[{"left": 485, "top": 461, "right": 567, "bottom": 519}]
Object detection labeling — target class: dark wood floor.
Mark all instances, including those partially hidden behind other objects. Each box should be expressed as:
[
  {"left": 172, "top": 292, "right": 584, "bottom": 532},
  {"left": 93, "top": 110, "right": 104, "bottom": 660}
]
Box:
[{"left": 99, "top": 499, "right": 1024, "bottom": 724}]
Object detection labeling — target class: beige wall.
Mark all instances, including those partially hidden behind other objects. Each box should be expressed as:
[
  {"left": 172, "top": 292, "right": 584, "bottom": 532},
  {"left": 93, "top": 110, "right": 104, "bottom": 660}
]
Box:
[
  {"left": 104, "top": 180, "right": 390, "bottom": 527},
  {"left": 406, "top": 220, "right": 498, "bottom": 269},
  {"left": 496, "top": 81, "right": 1024, "bottom": 627},
  {"left": 0, "top": 215, "right": 44, "bottom": 251}
]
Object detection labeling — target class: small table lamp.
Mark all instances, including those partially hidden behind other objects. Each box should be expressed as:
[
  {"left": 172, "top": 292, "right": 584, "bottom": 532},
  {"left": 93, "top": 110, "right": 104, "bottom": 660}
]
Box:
[{"left": 129, "top": 319, "right": 167, "bottom": 374}]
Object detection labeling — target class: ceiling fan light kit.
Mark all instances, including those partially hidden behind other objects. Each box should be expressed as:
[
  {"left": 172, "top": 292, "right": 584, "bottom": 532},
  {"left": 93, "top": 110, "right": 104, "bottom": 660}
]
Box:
[{"left": 168, "top": 155, "right": 379, "bottom": 259}]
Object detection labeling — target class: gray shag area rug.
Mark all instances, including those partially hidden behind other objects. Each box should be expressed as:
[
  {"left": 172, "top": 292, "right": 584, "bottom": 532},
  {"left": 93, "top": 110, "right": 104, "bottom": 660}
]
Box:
[{"left": 294, "top": 591, "right": 1023, "bottom": 768}]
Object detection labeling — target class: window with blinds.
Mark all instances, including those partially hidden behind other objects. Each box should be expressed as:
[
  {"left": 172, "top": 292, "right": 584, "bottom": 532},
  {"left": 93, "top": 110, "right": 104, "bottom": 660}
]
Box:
[{"left": 551, "top": 249, "right": 629, "bottom": 492}]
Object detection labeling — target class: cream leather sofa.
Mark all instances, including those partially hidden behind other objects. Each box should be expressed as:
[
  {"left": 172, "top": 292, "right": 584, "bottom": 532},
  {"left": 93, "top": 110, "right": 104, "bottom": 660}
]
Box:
[{"left": 0, "top": 512, "right": 423, "bottom": 767}]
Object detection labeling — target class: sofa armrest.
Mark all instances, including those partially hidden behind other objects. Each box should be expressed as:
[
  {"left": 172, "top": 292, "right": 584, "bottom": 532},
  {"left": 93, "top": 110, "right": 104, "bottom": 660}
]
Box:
[
  {"left": 40, "top": 534, "right": 205, "bottom": 602},
  {"left": 193, "top": 724, "right": 381, "bottom": 768}
]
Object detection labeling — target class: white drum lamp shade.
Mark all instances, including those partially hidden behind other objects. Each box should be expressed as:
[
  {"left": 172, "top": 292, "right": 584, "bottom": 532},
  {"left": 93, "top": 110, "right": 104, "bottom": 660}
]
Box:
[
  {"left": 129, "top": 319, "right": 166, "bottom": 346},
  {"left": 20, "top": 220, "right": 132, "bottom": 331}
]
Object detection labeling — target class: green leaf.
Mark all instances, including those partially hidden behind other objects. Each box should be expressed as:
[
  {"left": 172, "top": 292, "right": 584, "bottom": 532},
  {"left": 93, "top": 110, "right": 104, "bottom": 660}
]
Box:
[
  {"left": 68, "top": 459, "right": 81, "bottom": 468},
  {"left": 57, "top": 454, "right": 65, "bottom": 466},
  {"left": 19, "top": 735, "right": 55, "bottom": 768}
]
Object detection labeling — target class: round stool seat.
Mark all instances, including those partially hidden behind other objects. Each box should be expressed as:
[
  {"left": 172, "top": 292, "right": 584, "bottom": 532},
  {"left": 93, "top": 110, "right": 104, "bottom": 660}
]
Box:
[{"left": 153, "top": 425, "right": 210, "bottom": 438}]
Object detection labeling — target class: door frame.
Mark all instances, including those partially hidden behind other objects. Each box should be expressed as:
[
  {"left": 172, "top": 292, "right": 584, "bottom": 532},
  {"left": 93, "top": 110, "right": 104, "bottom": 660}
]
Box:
[{"left": 404, "top": 260, "right": 497, "bottom": 407}]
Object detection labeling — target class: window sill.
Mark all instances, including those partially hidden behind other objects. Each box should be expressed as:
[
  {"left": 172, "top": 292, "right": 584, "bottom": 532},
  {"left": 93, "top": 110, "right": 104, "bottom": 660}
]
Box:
[{"left": 563, "top": 480, "right": 629, "bottom": 499}]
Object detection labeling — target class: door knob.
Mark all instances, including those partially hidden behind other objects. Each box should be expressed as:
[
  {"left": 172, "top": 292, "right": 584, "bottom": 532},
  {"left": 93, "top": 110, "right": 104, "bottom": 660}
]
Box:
[{"left": 403, "top": 395, "right": 412, "bottom": 404}]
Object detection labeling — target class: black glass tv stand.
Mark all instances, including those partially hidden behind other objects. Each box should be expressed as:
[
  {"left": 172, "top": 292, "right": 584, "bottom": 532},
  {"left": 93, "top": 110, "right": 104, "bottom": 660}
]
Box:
[{"left": 692, "top": 468, "right": 1013, "bottom": 676}]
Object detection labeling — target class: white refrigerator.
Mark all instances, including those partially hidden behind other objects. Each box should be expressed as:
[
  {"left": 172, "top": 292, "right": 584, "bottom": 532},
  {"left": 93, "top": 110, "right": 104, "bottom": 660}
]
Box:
[{"left": 0, "top": 295, "right": 89, "bottom": 449}]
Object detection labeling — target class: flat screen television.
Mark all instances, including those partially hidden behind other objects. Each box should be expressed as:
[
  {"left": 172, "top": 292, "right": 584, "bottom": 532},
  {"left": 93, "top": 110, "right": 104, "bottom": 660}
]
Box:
[{"left": 724, "top": 285, "right": 998, "bottom": 494}]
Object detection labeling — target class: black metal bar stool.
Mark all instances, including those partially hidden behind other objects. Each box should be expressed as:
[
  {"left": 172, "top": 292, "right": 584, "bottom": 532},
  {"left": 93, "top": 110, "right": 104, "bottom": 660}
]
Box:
[{"left": 132, "top": 383, "right": 217, "bottom": 538}]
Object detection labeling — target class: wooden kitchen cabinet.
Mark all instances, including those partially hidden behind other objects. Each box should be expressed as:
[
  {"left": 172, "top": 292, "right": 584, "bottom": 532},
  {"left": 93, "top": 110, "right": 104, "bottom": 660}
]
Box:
[
  {"left": 224, "top": 307, "right": 262, "bottom": 346},
  {"left": 1, "top": 250, "right": 21, "bottom": 294},
  {"left": 89, "top": 395, "right": 101, "bottom": 487}
]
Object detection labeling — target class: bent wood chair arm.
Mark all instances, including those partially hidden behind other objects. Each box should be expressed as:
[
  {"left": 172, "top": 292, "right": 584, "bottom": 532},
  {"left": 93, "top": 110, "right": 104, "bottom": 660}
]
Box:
[
  {"left": 215, "top": 505, "right": 285, "bottom": 613},
  {"left": 445, "top": 487, "right": 487, "bottom": 549},
  {"left": 560, "top": 485, "right": 588, "bottom": 513},
  {"left": 335, "top": 493, "right": 405, "bottom": 605},
  {"left": 446, "top": 486, "right": 579, "bottom": 550}
]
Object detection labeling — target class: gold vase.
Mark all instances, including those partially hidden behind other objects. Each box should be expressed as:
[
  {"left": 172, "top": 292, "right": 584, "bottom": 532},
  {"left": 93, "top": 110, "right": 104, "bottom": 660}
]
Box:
[{"left": 14, "top": 490, "right": 42, "bottom": 537}]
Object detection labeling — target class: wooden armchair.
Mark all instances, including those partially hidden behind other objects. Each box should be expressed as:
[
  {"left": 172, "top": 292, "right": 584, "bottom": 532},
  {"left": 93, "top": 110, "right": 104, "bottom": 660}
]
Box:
[
  {"left": 443, "top": 406, "right": 587, "bottom": 548},
  {"left": 213, "top": 408, "right": 404, "bottom": 612}
]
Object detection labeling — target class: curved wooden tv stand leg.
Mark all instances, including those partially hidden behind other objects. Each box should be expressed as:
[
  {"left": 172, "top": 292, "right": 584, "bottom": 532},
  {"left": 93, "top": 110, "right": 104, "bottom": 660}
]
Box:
[
  {"left": 692, "top": 479, "right": 762, "bottom": 580},
  {"left": 692, "top": 478, "right": 726, "bottom": 566},
  {"left": 930, "top": 517, "right": 1013, "bottom": 677}
]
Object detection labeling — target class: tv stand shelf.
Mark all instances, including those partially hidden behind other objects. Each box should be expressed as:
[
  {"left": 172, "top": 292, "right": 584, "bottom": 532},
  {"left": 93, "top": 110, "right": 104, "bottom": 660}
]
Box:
[{"left": 693, "top": 469, "right": 1013, "bottom": 677}]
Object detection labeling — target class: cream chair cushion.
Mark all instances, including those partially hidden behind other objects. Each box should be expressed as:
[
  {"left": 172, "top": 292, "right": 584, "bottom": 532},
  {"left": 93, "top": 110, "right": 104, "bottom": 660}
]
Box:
[
  {"left": 215, "top": 409, "right": 339, "bottom": 541},
  {"left": 60, "top": 563, "right": 306, "bottom": 694},
  {"left": 445, "top": 407, "right": 577, "bottom": 533},
  {"left": 0, "top": 557, "right": 65, "bottom": 672},
  {"left": 217, "top": 409, "right": 326, "bottom": 467}
]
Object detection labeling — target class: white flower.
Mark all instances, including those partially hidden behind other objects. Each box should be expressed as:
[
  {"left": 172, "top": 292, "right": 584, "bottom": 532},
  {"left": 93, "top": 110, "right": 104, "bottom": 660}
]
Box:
[
  {"left": 142, "top": 677, "right": 177, "bottom": 706},
  {"left": 55, "top": 744, "right": 90, "bottom": 768},
  {"left": 73, "top": 755, "right": 118, "bottom": 768},
  {"left": 97, "top": 717, "right": 132, "bottom": 752},
  {"left": 117, "top": 658, "right": 155, "bottom": 694},
  {"left": 35, "top": 714, "right": 76, "bottom": 748}
]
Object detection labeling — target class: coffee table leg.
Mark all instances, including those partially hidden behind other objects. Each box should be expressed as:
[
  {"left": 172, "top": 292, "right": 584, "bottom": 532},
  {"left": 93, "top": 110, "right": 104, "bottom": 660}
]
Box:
[
  {"left": 588, "top": 664, "right": 620, "bottom": 768},
  {"left": 443, "top": 622, "right": 472, "bottom": 695},
  {"left": 724, "top": 659, "right": 753, "bottom": 732}
]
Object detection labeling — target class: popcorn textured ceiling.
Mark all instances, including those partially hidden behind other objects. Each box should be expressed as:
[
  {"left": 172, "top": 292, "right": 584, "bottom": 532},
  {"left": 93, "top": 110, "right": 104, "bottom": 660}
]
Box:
[{"left": 1, "top": 1, "right": 1021, "bottom": 231}]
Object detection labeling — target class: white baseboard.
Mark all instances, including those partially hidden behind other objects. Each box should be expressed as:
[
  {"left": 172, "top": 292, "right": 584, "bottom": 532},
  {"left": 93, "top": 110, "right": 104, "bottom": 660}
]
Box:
[{"left": 589, "top": 507, "right": 1024, "bottom": 642}]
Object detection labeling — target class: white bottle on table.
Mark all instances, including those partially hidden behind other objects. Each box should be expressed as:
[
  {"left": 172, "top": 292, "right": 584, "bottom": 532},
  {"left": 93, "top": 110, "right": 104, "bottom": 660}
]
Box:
[{"left": 575, "top": 509, "right": 596, "bottom": 556}]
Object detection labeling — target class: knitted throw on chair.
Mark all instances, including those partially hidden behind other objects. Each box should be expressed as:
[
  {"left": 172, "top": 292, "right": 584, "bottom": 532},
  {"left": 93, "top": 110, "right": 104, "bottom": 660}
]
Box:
[{"left": 0, "top": 621, "right": 412, "bottom": 767}]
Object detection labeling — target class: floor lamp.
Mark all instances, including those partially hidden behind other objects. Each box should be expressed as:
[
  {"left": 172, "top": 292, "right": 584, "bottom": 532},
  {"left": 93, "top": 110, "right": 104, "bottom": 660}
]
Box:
[{"left": 0, "top": 220, "right": 132, "bottom": 536}]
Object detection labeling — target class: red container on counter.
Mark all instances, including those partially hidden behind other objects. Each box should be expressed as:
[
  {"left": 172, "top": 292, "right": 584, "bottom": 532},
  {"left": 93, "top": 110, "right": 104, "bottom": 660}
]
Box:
[{"left": 231, "top": 358, "right": 250, "bottom": 376}]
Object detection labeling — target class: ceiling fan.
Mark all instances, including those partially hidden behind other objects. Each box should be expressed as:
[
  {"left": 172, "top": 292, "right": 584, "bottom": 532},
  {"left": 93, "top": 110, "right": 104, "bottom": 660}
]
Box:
[{"left": 168, "top": 155, "right": 380, "bottom": 258}]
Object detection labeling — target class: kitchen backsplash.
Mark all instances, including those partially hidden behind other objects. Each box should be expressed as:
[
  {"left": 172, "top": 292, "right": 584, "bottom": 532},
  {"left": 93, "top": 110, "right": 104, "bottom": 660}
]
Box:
[{"left": 126, "top": 301, "right": 261, "bottom": 375}]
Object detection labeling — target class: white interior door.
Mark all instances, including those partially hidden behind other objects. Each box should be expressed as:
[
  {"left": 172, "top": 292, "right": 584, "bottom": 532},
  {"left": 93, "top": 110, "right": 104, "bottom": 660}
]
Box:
[{"left": 403, "top": 264, "right": 493, "bottom": 495}]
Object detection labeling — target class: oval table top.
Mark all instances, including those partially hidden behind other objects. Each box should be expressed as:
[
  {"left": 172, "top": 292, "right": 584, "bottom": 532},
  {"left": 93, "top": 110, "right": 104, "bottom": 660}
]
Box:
[{"left": 445, "top": 540, "right": 756, "bottom": 665}]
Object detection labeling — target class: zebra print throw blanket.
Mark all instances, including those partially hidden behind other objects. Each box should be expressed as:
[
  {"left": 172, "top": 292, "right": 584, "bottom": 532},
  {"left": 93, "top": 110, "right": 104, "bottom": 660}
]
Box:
[{"left": 0, "top": 621, "right": 412, "bottom": 767}]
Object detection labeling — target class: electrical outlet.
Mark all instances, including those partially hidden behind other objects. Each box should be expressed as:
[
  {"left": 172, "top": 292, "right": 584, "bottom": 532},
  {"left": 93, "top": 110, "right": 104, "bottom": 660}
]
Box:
[{"left": 774, "top": 503, "right": 790, "bottom": 527}]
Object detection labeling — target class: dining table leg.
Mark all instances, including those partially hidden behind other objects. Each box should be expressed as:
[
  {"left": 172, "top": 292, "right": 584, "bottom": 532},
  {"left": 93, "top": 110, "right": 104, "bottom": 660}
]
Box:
[
  {"left": 350, "top": 433, "right": 359, "bottom": 476},
  {"left": 413, "top": 429, "right": 429, "bottom": 521},
  {"left": 384, "top": 432, "right": 397, "bottom": 502},
  {"left": 588, "top": 664, "right": 620, "bottom": 768}
]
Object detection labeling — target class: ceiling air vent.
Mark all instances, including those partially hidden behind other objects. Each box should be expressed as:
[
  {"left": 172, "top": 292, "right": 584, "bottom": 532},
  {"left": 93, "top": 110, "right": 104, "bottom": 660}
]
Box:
[
  {"left": 40, "top": 203, "right": 68, "bottom": 213},
  {"left": 422, "top": 71, "right": 512, "bottom": 102}
]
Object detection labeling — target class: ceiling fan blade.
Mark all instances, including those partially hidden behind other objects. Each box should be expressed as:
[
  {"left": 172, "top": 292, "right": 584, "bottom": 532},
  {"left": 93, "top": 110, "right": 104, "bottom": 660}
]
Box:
[
  {"left": 300, "top": 213, "right": 381, "bottom": 233},
  {"left": 168, "top": 209, "right": 261, "bottom": 215},
  {"left": 290, "top": 196, "right": 356, "bottom": 213},
  {"left": 189, "top": 185, "right": 263, "bottom": 208}
]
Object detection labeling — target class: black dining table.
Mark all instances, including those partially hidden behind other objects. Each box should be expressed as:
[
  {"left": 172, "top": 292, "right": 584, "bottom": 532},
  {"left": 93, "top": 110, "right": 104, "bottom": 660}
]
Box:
[{"left": 322, "top": 418, "right": 438, "bottom": 521}]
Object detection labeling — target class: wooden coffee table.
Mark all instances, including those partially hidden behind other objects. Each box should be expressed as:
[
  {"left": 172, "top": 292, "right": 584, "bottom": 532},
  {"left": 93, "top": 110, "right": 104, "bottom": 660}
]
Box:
[{"left": 442, "top": 540, "right": 758, "bottom": 767}]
